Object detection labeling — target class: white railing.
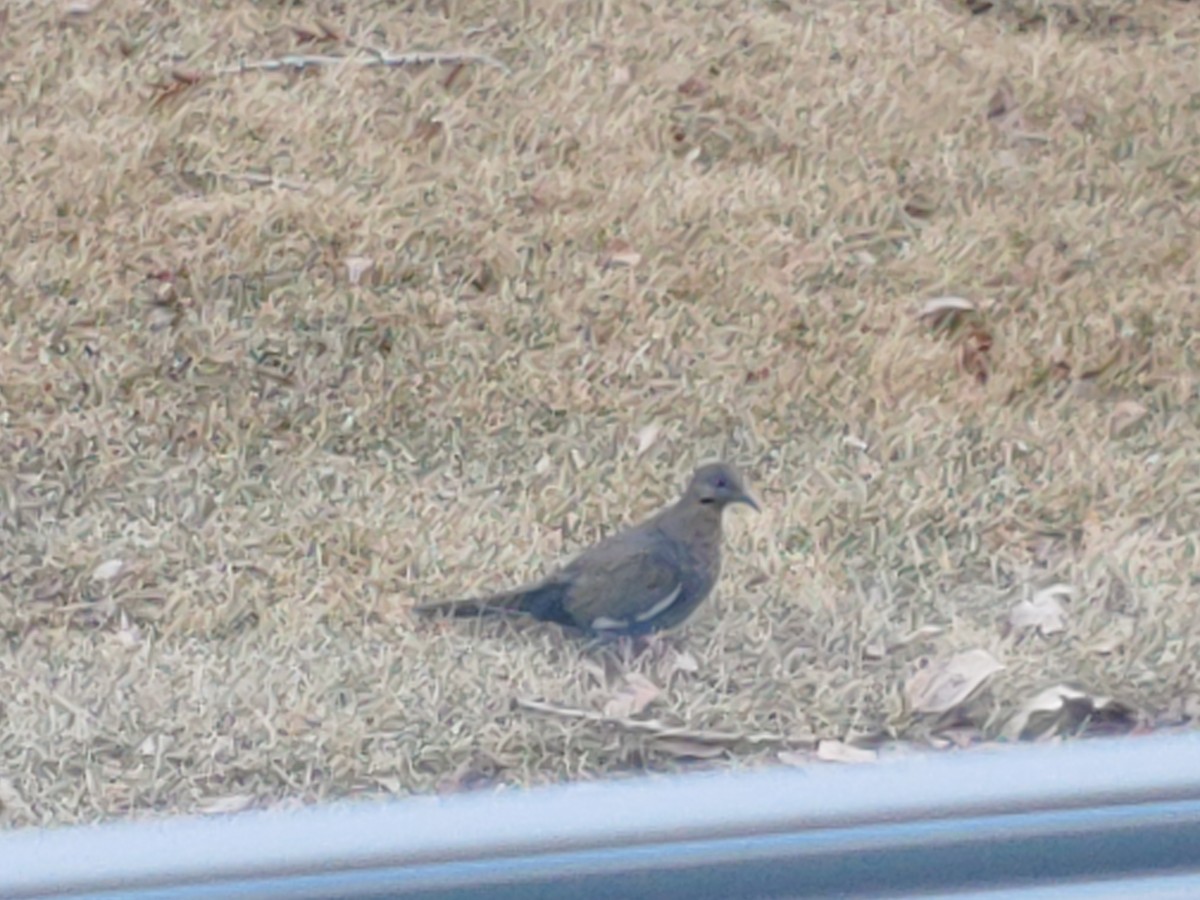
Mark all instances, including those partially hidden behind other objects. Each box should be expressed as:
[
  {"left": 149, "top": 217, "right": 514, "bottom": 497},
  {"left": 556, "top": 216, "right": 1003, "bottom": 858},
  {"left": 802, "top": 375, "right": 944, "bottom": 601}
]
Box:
[{"left": 2, "top": 731, "right": 1199, "bottom": 899}]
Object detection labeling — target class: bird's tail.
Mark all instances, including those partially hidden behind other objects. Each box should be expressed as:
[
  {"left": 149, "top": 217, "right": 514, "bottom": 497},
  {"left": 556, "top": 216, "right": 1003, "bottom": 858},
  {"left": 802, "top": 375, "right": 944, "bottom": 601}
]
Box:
[{"left": 414, "top": 583, "right": 554, "bottom": 619}]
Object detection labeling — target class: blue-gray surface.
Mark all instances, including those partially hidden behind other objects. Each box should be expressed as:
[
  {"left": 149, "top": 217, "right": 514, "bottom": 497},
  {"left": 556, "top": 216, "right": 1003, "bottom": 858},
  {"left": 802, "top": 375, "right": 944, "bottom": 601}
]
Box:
[{"left": 1, "top": 732, "right": 1198, "bottom": 899}]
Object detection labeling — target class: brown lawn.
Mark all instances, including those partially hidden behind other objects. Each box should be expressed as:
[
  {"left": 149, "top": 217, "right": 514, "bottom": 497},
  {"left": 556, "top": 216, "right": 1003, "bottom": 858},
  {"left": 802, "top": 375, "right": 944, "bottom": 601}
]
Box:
[{"left": 0, "top": 0, "right": 1197, "bottom": 827}]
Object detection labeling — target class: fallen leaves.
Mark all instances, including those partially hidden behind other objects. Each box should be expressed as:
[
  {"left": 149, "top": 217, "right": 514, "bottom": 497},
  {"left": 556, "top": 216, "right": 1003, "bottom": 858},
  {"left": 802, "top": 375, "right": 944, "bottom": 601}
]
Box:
[
  {"left": 1009, "top": 584, "right": 1072, "bottom": 637},
  {"left": 1003, "top": 685, "right": 1136, "bottom": 741},
  {"left": 902, "top": 189, "right": 938, "bottom": 220},
  {"left": 906, "top": 649, "right": 1005, "bottom": 715},
  {"left": 958, "top": 325, "right": 994, "bottom": 384},
  {"left": 777, "top": 740, "right": 878, "bottom": 767},
  {"left": 63, "top": 0, "right": 105, "bottom": 16},
  {"left": 344, "top": 255, "right": 376, "bottom": 286},
  {"left": 288, "top": 18, "right": 346, "bottom": 45},
  {"left": 661, "top": 647, "right": 699, "bottom": 677},
  {"left": 602, "top": 672, "right": 661, "bottom": 718},
  {"left": 197, "top": 794, "right": 256, "bottom": 815},
  {"left": 816, "top": 739, "right": 878, "bottom": 764},
  {"left": 91, "top": 559, "right": 125, "bottom": 582},
  {"left": 150, "top": 68, "right": 209, "bottom": 108},
  {"left": 776, "top": 749, "right": 809, "bottom": 767},
  {"left": 599, "top": 238, "right": 642, "bottom": 270},
  {"left": 633, "top": 423, "right": 661, "bottom": 458},
  {"left": 918, "top": 296, "right": 976, "bottom": 324}
]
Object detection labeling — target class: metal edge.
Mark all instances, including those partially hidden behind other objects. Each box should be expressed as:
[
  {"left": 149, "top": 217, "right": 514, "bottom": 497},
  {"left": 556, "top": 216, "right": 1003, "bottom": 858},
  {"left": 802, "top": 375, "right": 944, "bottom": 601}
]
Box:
[{"left": 0, "top": 732, "right": 1198, "bottom": 898}]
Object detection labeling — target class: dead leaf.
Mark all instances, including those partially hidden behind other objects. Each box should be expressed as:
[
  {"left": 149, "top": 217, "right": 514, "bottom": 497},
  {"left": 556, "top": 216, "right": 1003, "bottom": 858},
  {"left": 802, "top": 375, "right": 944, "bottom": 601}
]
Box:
[
  {"left": 599, "top": 239, "right": 642, "bottom": 270},
  {"left": 410, "top": 119, "right": 445, "bottom": 144},
  {"left": 959, "top": 325, "right": 993, "bottom": 384},
  {"left": 816, "top": 740, "right": 877, "bottom": 764},
  {"left": 1110, "top": 400, "right": 1148, "bottom": 438},
  {"left": 603, "top": 672, "right": 661, "bottom": 718},
  {"left": 64, "top": 0, "right": 104, "bottom": 16},
  {"left": 136, "top": 735, "right": 159, "bottom": 756},
  {"left": 776, "top": 749, "right": 811, "bottom": 767},
  {"left": 91, "top": 559, "right": 124, "bottom": 582},
  {"left": 634, "top": 424, "right": 660, "bottom": 457},
  {"left": 315, "top": 18, "right": 346, "bottom": 41},
  {"left": 170, "top": 68, "right": 206, "bottom": 85},
  {"left": 1003, "top": 685, "right": 1136, "bottom": 741},
  {"left": 198, "top": 794, "right": 255, "bottom": 815},
  {"left": 666, "top": 648, "right": 699, "bottom": 674},
  {"left": 918, "top": 296, "right": 976, "bottom": 325},
  {"left": 677, "top": 76, "right": 709, "bottom": 97},
  {"left": 1009, "top": 584, "right": 1071, "bottom": 636},
  {"left": 290, "top": 18, "right": 345, "bottom": 44},
  {"left": 151, "top": 69, "right": 208, "bottom": 108},
  {"left": 905, "top": 648, "right": 1004, "bottom": 715},
  {"left": 903, "top": 191, "right": 938, "bottom": 219},
  {"left": 344, "top": 256, "right": 375, "bottom": 286}
]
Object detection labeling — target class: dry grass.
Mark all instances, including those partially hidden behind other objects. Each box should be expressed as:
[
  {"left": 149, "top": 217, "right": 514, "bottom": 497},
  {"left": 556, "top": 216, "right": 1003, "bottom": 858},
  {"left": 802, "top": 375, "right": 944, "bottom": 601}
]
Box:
[{"left": 1, "top": 0, "right": 1198, "bottom": 828}]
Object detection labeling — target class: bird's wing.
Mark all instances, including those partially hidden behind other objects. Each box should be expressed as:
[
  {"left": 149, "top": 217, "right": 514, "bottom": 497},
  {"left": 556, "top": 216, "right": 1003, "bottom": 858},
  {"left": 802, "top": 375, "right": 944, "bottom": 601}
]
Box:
[{"left": 560, "top": 532, "right": 686, "bottom": 633}]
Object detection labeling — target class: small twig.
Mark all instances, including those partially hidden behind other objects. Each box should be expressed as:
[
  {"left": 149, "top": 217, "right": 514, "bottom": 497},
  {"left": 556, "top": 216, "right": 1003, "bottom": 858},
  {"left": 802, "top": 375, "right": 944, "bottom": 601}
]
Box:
[
  {"left": 514, "top": 697, "right": 792, "bottom": 747},
  {"left": 187, "top": 169, "right": 310, "bottom": 192},
  {"left": 214, "top": 50, "right": 509, "bottom": 77}
]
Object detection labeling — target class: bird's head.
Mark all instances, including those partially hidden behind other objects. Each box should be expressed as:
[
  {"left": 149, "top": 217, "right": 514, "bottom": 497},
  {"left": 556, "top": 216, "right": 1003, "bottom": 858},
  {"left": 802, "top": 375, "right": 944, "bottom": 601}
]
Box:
[{"left": 686, "top": 462, "right": 759, "bottom": 512}]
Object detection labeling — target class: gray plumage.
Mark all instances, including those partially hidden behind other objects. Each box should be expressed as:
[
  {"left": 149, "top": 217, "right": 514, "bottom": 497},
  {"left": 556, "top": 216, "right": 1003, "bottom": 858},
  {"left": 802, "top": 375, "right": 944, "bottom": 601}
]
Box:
[{"left": 415, "top": 462, "right": 758, "bottom": 636}]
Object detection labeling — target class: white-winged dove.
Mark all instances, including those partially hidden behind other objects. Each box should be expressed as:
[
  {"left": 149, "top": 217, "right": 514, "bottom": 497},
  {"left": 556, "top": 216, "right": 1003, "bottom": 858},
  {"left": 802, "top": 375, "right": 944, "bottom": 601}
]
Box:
[{"left": 416, "top": 463, "right": 758, "bottom": 636}]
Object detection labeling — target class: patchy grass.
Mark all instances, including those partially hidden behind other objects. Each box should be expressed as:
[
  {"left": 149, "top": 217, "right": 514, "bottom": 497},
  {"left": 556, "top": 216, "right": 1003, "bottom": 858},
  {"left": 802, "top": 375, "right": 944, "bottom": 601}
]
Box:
[{"left": 1, "top": 0, "right": 1197, "bottom": 827}]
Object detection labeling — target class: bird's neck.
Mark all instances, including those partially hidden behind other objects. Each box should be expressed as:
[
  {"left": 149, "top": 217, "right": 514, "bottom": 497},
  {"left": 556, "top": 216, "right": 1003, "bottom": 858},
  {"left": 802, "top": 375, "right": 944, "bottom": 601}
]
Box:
[
  {"left": 658, "top": 499, "right": 724, "bottom": 539},
  {"left": 658, "top": 500, "right": 724, "bottom": 584}
]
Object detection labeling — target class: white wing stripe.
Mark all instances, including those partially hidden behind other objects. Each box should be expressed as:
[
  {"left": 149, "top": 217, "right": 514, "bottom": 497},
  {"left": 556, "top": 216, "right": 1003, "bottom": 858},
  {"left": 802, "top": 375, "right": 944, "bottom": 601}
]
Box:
[{"left": 633, "top": 583, "right": 683, "bottom": 623}]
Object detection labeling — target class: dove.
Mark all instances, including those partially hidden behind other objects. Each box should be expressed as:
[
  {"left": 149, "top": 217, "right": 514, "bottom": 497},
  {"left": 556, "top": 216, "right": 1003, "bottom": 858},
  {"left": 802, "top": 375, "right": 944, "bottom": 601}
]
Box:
[{"left": 416, "top": 462, "right": 757, "bottom": 636}]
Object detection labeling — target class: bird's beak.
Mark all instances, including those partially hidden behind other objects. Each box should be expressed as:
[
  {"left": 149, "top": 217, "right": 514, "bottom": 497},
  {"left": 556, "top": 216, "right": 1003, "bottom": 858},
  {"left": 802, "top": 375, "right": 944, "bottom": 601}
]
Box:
[{"left": 739, "top": 492, "right": 760, "bottom": 512}]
